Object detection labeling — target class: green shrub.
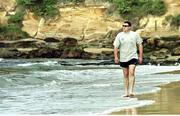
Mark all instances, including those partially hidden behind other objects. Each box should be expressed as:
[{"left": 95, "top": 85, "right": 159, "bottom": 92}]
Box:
[
  {"left": 171, "top": 14, "right": 180, "bottom": 29},
  {"left": 16, "top": 0, "right": 59, "bottom": 19},
  {"left": 8, "top": 12, "right": 24, "bottom": 26},
  {"left": 0, "top": 24, "right": 29, "bottom": 40},
  {"left": 165, "top": 14, "right": 180, "bottom": 29},
  {"left": 147, "top": 0, "right": 166, "bottom": 16}
]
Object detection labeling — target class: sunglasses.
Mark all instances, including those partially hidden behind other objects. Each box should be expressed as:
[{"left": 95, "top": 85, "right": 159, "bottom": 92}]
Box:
[{"left": 122, "top": 25, "right": 130, "bottom": 27}]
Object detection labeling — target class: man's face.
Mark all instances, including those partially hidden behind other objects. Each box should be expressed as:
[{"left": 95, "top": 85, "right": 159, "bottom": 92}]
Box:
[{"left": 122, "top": 23, "right": 131, "bottom": 32}]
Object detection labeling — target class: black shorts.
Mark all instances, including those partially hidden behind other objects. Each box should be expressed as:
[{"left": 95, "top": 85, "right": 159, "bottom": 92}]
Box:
[{"left": 120, "top": 58, "right": 138, "bottom": 68}]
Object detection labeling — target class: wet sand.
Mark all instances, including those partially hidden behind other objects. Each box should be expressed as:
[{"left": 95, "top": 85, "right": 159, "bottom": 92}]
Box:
[{"left": 110, "top": 70, "right": 180, "bottom": 115}]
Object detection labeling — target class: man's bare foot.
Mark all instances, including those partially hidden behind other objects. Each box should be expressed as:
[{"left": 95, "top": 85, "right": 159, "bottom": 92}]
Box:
[
  {"left": 123, "top": 95, "right": 130, "bottom": 97},
  {"left": 130, "top": 93, "right": 135, "bottom": 97}
]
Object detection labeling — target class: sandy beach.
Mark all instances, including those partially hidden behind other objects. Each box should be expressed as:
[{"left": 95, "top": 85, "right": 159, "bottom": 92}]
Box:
[{"left": 110, "top": 70, "right": 180, "bottom": 115}]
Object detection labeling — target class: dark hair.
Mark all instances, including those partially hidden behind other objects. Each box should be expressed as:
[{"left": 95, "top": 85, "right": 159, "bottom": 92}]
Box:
[{"left": 124, "top": 21, "right": 131, "bottom": 26}]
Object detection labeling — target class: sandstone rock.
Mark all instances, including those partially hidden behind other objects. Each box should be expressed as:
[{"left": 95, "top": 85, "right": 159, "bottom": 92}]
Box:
[
  {"left": 17, "top": 48, "right": 38, "bottom": 52},
  {"left": 0, "top": 38, "right": 46, "bottom": 48},
  {"left": 161, "top": 35, "right": 180, "bottom": 41},
  {"left": 166, "top": 55, "right": 180, "bottom": 62},
  {"left": 0, "top": 0, "right": 16, "bottom": 12},
  {"left": 163, "top": 41, "right": 179, "bottom": 48},
  {"left": 22, "top": 12, "right": 40, "bottom": 37},
  {"left": 0, "top": 11, "right": 7, "bottom": 24},
  {"left": 156, "top": 39, "right": 166, "bottom": 47},
  {"left": 172, "top": 46, "right": 180, "bottom": 55},
  {"left": 0, "top": 0, "right": 16, "bottom": 24},
  {"left": 22, "top": 6, "right": 121, "bottom": 42},
  {"left": 139, "top": 16, "right": 168, "bottom": 32},
  {"left": 146, "top": 37, "right": 156, "bottom": 45},
  {"left": 84, "top": 48, "right": 113, "bottom": 54},
  {"left": 152, "top": 48, "right": 169, "bottom": 59},
  {"left": 80, "top": 47, "right": 114, "bottom": 60},
  {"left": 46, "top": 43, "right": 60, "bottom": 49},
  {"left": 149, "top": 55, "right": 157, "bottom": 60},
  {"left": 0, "top": 48, "right": 20, "bottom": 58}
]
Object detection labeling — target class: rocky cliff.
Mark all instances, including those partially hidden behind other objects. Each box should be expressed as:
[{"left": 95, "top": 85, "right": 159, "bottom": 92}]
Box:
[
  {"left": 0, "top": 0, "right": 180, "bottom": 65},
  {"left": 22, "top": 6, "right": 121, "bottom": 44}
]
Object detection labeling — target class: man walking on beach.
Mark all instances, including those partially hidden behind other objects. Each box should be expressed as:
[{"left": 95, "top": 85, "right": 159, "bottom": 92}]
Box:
[{"left": 113, "top": 21, "right": 143, "bottom": 97}]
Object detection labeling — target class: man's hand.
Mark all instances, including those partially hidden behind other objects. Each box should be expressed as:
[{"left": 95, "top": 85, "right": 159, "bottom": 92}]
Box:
[{"left": 114, "top": 57, "right": 119, "bottom": 64}]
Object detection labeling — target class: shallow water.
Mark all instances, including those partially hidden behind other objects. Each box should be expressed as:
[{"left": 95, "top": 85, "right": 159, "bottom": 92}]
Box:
[{"left": 0, "top": 58, "right": 180, "bottom": 115}]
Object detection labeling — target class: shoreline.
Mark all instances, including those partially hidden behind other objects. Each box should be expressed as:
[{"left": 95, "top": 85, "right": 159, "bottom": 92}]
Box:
[
  {"left": 156, "top": 70, "right": 180, "bottom": 74},
  {"left": 110, "top": 70, "right": 180, "bottom": 115}
]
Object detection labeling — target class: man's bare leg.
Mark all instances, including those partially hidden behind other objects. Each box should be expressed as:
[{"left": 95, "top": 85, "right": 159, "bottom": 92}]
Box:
[
  {"left": 122, "top": 68, "right": 129, "bottom": 96},
  {"left": 128, "top": 65, "right": 136, "bottom": 96}
]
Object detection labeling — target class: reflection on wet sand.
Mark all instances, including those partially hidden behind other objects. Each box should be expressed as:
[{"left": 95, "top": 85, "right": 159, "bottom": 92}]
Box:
[
  {"left": 124, "top": 107, "right": 137, "bottom": 115},
  {"left": 110, "top": 107, "right": 137, "bottom": 115}
]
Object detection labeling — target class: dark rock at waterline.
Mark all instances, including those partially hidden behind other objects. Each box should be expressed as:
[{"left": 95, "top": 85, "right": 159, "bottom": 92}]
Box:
[
  {"left": 58, "top": 60, "right": 115, "bottom": 66},
  {"left": 77, "top": 60, "right": 115, "bottom": 65},
  {"left": 0, "top": 48, "right": 20, "bottom": 58},
  {"left": 172, "top": 46, "right": 180, "bottom": 55},
  {"left": 0, "top": 35, "right": 179, "bottom": 65},
  {"left": 44, "top": 37, "right": 60, "bottom": 42},
  {"left": 28, "top": 48, "right": 62, "bottom": 58},
  {"left": 62, "top": 37, "right": 78, "bottom": 47}
]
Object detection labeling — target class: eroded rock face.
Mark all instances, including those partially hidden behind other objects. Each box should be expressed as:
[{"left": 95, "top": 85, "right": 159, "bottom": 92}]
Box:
[
  {"left": 1, "top": 0, "right": 180, "bottom": 39},
  {"left": 0, "top": 0, "right": 16, "bottom": 11},
  {"left": 143, "top": 35, "right": 180, "bottom": 65},
  {"left": 0, "top": 0, "right": 16, "bottom": 24},
  {"left": 22, "top": 12, "right": 40, "bottom": 37},
  {"left": 22, "top": 6, "right": 122, "bottom": 43},
  {"left": 0, "top": 38, "right": 85, "bottom": 59}
]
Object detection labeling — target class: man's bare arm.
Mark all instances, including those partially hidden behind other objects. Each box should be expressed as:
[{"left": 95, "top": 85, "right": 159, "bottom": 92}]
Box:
[
  {"left": 114, "top": 47, "right": 119, "bottom": 64},
  {"left": 138, "top": 44, "right": 143, "bottom": 64}
]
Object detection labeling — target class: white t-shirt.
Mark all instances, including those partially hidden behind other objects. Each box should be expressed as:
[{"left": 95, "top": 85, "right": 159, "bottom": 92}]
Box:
[{"left": 113, "top": 31, "right": 143, "bottom": 62}]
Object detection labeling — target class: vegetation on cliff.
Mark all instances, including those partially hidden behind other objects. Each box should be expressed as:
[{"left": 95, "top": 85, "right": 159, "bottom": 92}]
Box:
[
  {"left": 112, "top": 0, "right": 166, "bottom": 18},
  {"left": 0, "top": 11, "right": 29, "bottom": 40},
  {"left": 0, "top": 0, "right": 60, "bottom": 40},
  {"left": 16, "top": 0, "right": 59, "bottom": 19},
  {"left": 0, "top": 24, "right": 29, "bottom": 40},
  {"left": 15, "top": 0, "right": 167, "bottom": 20},
  {"left": 165, "top": 14, "right": 180, "bottom": 29},
  {"left": 8, "top": 12, "right": 24, "bottom": 26}
]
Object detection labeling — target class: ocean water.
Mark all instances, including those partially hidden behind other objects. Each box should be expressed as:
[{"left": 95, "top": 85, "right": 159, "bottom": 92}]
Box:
[{"left": 0, "top": 58, "right": 180, "bottom": 115}]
